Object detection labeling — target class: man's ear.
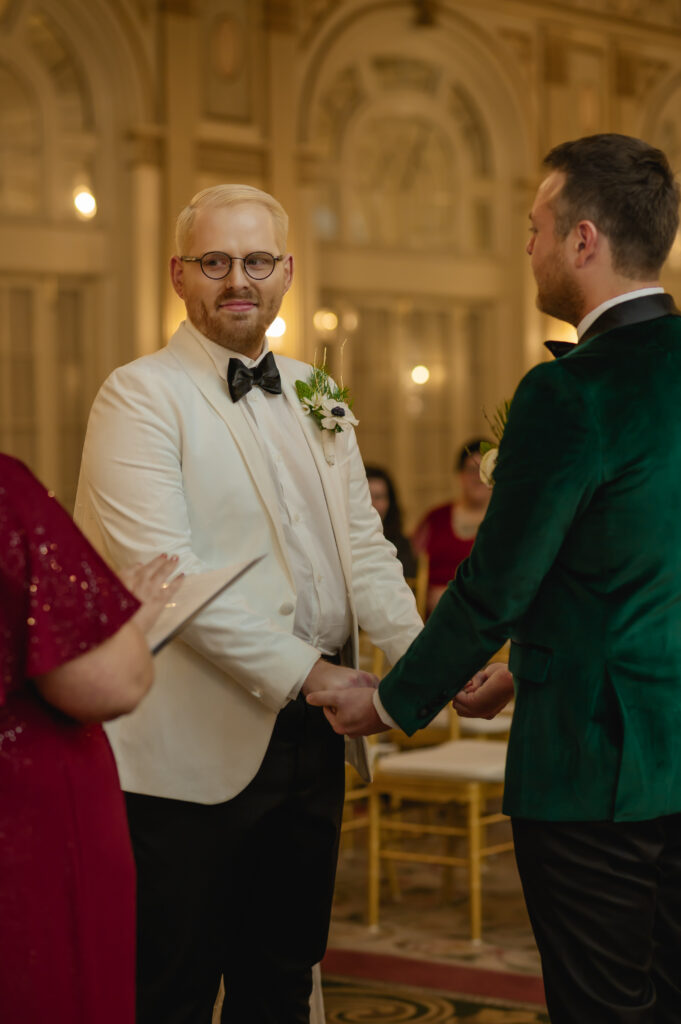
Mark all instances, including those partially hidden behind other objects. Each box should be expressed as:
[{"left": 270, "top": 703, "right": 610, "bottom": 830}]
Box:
[
  {"left": 282, "top": 254, "right": 294, "bottom": 295},
  {"left": 170, "top": 255, "right": 185, "bottom": 299},
  {"left": 574, "top": 220, "right": 598, "bottom": 266}
]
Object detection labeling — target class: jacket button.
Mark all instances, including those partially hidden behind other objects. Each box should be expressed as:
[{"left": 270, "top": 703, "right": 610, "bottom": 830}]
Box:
[
  {"left": 279, "top": 602, "right": 295, "bottom": 615},
  {"left": 417, "top": 708, "right": 430, "bottom": 719}
]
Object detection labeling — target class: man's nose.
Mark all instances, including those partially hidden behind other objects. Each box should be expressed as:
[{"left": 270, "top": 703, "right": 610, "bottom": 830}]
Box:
[{"left": 226, "top": 259, "right": 250, "bottom": 286}]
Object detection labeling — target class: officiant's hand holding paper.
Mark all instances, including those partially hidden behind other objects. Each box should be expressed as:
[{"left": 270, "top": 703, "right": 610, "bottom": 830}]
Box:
[
  {"left": 452, "top": 661, "right": 513, "bottom": 720},
  {"left": 306, "top": 685, "right": 389, "bottom": 737},
  {"left": 119, "top": 554, "right": 184, "bottom": 638}
]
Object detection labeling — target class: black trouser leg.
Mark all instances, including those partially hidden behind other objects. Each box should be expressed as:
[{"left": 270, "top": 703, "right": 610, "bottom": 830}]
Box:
[
  {"left": 126, "top": 696, "right": 344, "bottom": 1024},
  {"left": 512, "top": 815, "right": 681, "bottom": 1024},
  {"left": 648, "top": 813, "right": 681, "bottom": 1024},
  {"left": 220, "top": 696, "right": 345, "bottom": 1023}
]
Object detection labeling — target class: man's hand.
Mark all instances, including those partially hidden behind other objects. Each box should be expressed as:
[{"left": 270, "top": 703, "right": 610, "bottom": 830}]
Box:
[
  {"left": 305, "top": 686, "right": 390, "bottom": 737},
  {"left": 452, "top": 661, "right": 514, "bottom": 720},
  {"left": 301, "top": 658, "right": 378, "bottom": 697}
]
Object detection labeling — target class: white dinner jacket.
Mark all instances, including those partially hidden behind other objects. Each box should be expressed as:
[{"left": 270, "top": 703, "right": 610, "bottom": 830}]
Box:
[{"left": 74, "top": 322, "right": 422, "bottom": 803}]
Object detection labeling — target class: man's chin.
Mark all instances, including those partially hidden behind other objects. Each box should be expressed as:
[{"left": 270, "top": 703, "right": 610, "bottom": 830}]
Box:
[
  {"left": 535, "top": 297, "right": 579, "bottom": 327},
  {"left": 200, "top": 318, "right": 265, "bottom": 354}
]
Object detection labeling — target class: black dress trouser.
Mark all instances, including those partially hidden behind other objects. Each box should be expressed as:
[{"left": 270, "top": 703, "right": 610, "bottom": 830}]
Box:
[
  {"left": 125, "top": 694, "right": 345, "bottom": 1024},
  {"left": 512, "top": 814, "right": 681, "bottom": 1024}
]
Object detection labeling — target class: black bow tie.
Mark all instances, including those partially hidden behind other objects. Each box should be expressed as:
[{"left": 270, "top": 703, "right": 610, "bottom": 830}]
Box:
[
  {"left": 227, "top": 351, "right": 282, "bottom": 403},
  {"left": 544, "top": 339, "right": 578, "bottom": 359}
]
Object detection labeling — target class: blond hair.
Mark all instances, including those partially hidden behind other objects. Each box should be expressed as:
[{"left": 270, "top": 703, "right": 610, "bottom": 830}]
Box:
[{"left": 175, "top": 184, "right": 289, "bottom": 255}]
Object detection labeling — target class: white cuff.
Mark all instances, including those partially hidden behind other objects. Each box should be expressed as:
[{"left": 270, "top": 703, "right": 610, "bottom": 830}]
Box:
[
  {"left": 287, "top": 648, "right": 323, "bottom": 702},
  {"left": 373, "top": 688, "right": 401, "bottom": 729}
]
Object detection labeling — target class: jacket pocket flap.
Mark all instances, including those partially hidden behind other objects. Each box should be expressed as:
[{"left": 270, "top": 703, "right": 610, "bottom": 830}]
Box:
[{"left": 509, "top": 642, "right": 553, "bottom": 684}]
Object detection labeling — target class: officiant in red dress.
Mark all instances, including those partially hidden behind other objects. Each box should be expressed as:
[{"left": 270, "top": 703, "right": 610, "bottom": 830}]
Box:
[{"left": 0, "top": 454, "right": 178, "bottom": 1024}]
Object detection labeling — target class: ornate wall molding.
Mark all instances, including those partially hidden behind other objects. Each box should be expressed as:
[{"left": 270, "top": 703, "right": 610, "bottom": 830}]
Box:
[{"left": 547, "top": 0, "right": 681, "bottom": 29}]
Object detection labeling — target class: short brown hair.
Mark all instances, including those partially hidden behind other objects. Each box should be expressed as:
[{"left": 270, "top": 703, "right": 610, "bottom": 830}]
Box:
[
  {"left": 543, "top": 133, "right": 680, "bottom": 278},
  {"left": 175, "top": 184, "right": 288, "bottom": 255}
]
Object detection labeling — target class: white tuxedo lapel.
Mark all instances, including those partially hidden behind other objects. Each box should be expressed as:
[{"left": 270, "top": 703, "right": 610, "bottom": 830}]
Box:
[
  {"left": 167, "top": 326, "right": 295, "bottom": 587},
  {"left": 277, "top": 361, "right": 370, "bottom": 778},
  {"left": 277, "top": 360, "right": 354, "bottom": 591}
]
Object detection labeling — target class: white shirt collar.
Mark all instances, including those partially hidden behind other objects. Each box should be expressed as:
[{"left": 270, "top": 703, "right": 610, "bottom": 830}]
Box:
[{"left": 576, "top": 287, "right": 664, "bottom": 339}]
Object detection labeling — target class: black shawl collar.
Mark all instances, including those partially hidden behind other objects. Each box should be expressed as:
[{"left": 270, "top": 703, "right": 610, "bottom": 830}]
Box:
[{"left": 544, "top": 293, "right": 681, "bottom": 359}]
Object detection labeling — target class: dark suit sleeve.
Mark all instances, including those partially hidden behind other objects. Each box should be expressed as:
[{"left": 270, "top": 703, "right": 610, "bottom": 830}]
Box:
[{"left": 379, "top": 359, "right": 601, "bottom": 734}]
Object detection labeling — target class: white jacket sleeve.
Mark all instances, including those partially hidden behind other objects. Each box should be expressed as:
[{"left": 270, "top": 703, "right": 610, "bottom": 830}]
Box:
[{"left": 75, "top": 363, "right": 319, "bottom": 712}]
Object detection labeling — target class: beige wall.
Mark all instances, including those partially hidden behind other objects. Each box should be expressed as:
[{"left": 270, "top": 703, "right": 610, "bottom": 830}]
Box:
[{"left": 1, "top": 0, "right": 680, "bottom": 521}]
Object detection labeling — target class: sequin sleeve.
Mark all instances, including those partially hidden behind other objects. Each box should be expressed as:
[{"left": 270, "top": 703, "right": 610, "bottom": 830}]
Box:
[{"left": 0, "top": 457, "right": 140, "bottom": 685}]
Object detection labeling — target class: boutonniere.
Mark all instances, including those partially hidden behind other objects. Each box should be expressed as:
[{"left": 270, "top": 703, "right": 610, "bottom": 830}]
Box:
[
  {"left": 295, "top": 364, "right": 359, "bottom": 465},
  {"left": 479, "top": 399, "right": 511, "bottom": 486}
]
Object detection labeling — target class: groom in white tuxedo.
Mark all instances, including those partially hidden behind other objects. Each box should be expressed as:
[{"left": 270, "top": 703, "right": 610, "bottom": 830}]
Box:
[{"left": 74, "top": 184, "right": 422, "bottom": 1023}]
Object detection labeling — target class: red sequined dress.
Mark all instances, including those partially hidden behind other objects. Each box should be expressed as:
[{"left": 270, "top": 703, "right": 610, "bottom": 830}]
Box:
[
  {"left": 412, "top": 502, "right": 475, "bottom": 586},
  {"left": 0, "top": 455, "right": 140, "bottom": 1024}
]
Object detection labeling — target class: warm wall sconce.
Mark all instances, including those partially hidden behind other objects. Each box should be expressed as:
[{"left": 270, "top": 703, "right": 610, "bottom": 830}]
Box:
[
  {"left": 410, "top": 364, "right": 430, "bottom": 385},
  {"left": 73, "top": 186, "right": 97, "bottom": 219},
  {"left": 313, "top": 309, "right": 339, "bottom": 332}
]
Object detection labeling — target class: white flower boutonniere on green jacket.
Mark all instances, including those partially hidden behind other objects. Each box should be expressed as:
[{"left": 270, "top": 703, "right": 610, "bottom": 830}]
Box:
[{"left": 479, "top": 399, "right": 511, "bottom": 487}]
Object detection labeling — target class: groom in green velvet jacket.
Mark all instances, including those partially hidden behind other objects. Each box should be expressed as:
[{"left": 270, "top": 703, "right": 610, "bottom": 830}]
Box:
[{"left": 309, "top": 134, "right": 681, "bottom": 1023}]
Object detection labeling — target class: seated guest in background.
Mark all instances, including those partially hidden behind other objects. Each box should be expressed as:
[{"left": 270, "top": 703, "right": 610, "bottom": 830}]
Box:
[
  {"left": 365, "top": 464, "right": 417, "bottom": 577},
  {"left": 0, "top": 454, "right": 180, "bottom": 1024},
  {"left": 412, "top": 438, "right": 491, "bottom": 614}
]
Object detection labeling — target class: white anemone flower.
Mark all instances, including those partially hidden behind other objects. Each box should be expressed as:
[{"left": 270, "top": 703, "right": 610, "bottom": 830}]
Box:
[
  {"left": 319, "top": 396, "right": 359, "bottom": 432},
  {"left": 479, "top": 447, "right": 498, "bottom": 487}
]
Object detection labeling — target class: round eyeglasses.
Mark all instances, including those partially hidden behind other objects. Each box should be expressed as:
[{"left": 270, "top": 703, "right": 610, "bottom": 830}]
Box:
[{"left": 179, "top": 251, "right": 284, "bottom": 281}]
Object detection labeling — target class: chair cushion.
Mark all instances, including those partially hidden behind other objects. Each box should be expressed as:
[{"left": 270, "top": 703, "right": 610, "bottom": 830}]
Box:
[{"left": 375, "top": 739, "right": 508, "bottom": 782}]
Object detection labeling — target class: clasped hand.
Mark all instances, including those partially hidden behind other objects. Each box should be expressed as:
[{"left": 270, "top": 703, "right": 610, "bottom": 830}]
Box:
[
  {"left": 305, "top": 660, "right": 515, "bottom": 738},
  {"left": 303, "top": 659, "right": 388, "bottom": 738},
  {"left": 452, "top": 662, "right": 514, "bottom": 719}
]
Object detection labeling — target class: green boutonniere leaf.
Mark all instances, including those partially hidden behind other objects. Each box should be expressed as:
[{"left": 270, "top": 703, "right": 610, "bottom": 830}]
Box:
[{"left": 484, "top": 399, "right": 512, "bottom": 445}]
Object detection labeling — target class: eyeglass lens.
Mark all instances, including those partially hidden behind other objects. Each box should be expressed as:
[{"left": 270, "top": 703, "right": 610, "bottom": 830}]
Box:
[{"left": 200, "top": 252, "right": 276, "bottom": 280}]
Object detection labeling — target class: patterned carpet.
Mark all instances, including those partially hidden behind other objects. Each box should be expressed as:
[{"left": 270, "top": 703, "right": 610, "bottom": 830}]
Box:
[{"left": 323, "top": 976, "right": 549, "bottom": 1022}]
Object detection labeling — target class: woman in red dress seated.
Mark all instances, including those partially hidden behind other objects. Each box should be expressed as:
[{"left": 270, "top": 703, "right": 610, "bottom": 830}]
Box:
[
  {"left": 412, "top": 439, "right": 491, "bottom": 616},
  {"left": 0, "top": 454, "right": 179, "bottom": 1024}
]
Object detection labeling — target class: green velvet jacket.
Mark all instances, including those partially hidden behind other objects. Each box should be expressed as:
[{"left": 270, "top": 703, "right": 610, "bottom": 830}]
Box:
[{"left": 379, "top": 294, "right": 681, "bottom": 822}]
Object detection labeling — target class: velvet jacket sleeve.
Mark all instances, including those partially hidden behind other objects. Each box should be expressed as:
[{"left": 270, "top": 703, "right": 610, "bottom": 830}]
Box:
[{"left": 378, "top": 358, "right": 601, "bottom": 734}]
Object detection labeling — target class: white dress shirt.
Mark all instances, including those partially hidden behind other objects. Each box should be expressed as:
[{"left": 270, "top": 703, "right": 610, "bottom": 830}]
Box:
[{"left": 188, "top": 322, "right": 352, "bottom": 683}]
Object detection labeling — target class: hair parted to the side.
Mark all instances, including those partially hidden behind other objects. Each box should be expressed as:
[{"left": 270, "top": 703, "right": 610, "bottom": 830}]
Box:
[
  {"left": 175, "top": 184, "right": 289, "bottom": 255},
  {"left": 543, "top": 133, "right": 680, "bottom": 279}
]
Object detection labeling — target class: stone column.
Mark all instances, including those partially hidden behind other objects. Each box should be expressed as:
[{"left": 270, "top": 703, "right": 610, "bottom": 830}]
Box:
[
  {"left": 265, "top": 1, "right": 305, "bottom": 359},
  {"left": 161, "top": 0, "right": 201, "bottom": 341}
]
